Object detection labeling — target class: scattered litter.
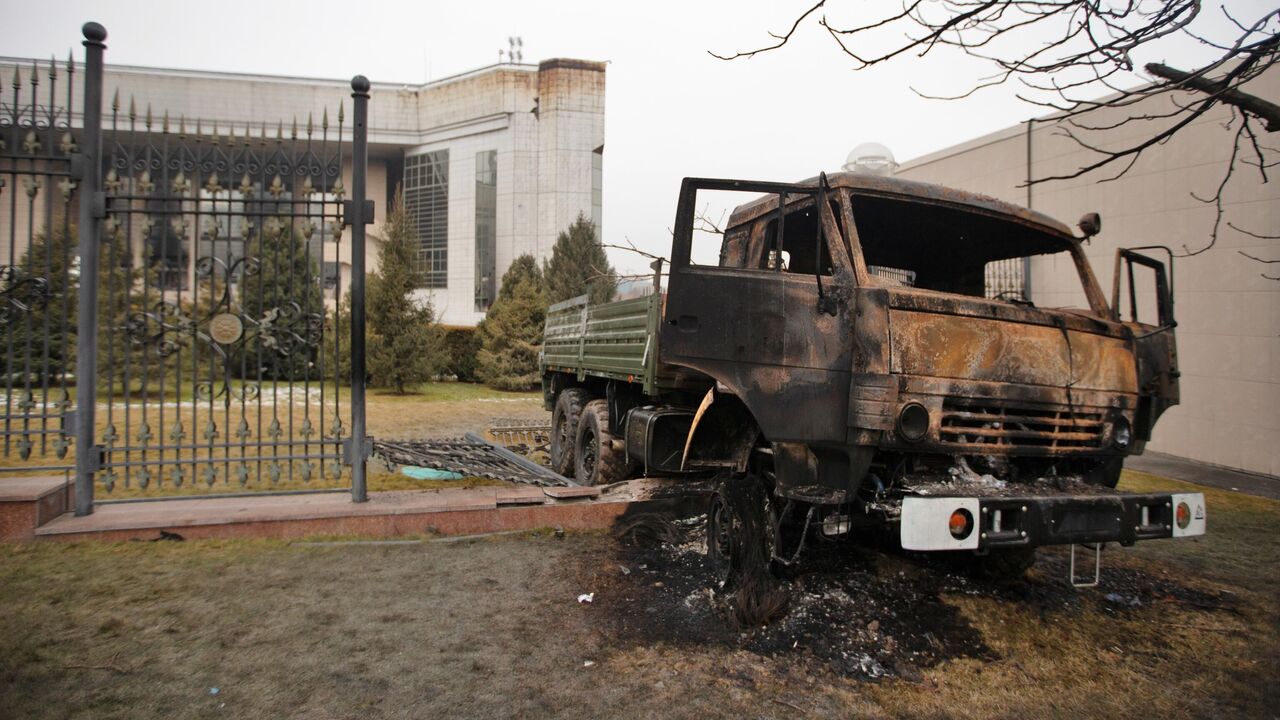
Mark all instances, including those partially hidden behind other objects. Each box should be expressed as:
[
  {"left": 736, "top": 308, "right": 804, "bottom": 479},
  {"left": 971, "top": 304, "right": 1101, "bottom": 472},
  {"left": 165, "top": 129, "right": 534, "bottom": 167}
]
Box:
[
  {"left": 1104, "top": 592, "right": 1141, "bottom": 607},
  {"left": 577, "top": 593, "right": 594, "bottom": 604},
  {"left": 583, "top": 660, "right": 596, "bottom": 668},
  {"left": 209, "top": 687, "right": 220, "bottom": 696},
  {"left": 618, "top": 565, "right": 631, "bottom": 576},
  {"left": 400, "top": 466, "right": 466, "bottom": 481},
  {"left": 555, "top": 527, "right": 566, "bottom": 540}
]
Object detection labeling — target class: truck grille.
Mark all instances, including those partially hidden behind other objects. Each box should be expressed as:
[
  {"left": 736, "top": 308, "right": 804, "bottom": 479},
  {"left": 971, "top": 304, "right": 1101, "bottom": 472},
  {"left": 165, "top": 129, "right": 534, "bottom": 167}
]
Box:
[{"left": 939, "top": 399, "right": 1106, "bottom": 451}]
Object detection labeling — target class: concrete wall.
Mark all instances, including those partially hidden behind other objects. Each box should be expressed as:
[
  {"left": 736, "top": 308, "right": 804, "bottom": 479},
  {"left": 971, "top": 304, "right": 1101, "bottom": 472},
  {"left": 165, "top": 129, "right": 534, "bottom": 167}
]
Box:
[{"left": 895, "top": 68, "right": 1280, "bottom": 477}]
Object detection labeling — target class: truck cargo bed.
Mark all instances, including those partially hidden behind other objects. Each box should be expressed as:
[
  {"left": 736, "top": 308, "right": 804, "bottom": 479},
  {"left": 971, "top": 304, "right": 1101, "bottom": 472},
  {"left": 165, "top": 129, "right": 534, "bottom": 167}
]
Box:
[{"left": 542, "top": 292, "right": 679, "bottom": 394}]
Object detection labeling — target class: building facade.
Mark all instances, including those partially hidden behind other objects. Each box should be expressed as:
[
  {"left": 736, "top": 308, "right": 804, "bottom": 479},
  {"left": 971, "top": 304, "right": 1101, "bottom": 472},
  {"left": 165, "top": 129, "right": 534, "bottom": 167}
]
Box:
[
  {"left": 0, "top": 55, "right": 606, "bottom": 326},
  {"left": 893, "top": 67, "right": 1279, "bottom": 478}
]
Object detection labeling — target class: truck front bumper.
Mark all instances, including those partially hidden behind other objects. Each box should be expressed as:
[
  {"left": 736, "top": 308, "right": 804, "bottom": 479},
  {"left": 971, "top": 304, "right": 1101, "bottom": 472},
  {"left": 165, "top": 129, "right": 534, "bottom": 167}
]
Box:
[{"left": 899, "top": 492, "right": 1206, "bottom": 552}]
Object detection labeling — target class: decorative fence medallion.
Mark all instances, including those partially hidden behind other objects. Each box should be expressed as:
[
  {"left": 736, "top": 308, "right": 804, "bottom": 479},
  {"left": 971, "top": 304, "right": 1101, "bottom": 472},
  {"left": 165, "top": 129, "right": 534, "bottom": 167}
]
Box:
[{"left": 209, "top": 312, "right": 244, "bottom": 345}]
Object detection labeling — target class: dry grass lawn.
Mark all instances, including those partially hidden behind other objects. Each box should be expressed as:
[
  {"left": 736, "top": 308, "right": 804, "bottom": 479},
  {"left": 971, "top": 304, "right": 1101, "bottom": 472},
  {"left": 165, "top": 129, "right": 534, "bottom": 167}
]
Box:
[{"left": 0, "top": 470, "right": 1275, "bottom": 719}]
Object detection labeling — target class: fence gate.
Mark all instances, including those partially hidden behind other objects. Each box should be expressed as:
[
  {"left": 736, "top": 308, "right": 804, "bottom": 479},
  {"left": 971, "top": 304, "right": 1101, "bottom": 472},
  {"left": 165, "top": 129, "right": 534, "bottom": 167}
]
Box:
[{"left": 0, "top": 24, "right": 371, "bottom": 514}]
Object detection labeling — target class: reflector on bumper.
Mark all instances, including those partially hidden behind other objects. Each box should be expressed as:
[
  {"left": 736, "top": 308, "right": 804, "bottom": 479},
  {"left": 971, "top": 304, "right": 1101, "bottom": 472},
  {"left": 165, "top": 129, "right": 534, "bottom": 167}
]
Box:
[
  {"left": 901, "top": 497, "right": 980, "bottom": 551},
  {"left": 899, "top": 491, "right": 1206, "bottom": 551},
  {"left": 1171, "top": 492, "right": 1206, "bottom": 537}
]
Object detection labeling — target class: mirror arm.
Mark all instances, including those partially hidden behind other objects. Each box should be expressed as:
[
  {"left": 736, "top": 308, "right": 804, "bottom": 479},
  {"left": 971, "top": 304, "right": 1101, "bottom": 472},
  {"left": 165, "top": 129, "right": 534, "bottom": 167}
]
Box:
[{"left": 815, "top": 173, "right": 837, "bottom": 315}]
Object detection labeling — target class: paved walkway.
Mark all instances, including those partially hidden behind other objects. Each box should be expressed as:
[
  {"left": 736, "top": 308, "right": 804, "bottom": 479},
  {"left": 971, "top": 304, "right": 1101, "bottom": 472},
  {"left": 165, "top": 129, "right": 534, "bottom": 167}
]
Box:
[{"left": 1126, "top": 451, "right": 1279, "bottom": 501}]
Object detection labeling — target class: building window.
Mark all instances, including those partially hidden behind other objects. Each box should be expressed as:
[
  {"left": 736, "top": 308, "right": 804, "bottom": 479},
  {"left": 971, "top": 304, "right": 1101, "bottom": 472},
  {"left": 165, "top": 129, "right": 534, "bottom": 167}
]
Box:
[
  {"left": 591, "top": 146, "right": 603, "bottom": 234},
  {"left": 475, "top": 150, "right": 497, "bottom": 312},
  {"left": 404, "top": 150, "right": 449, "bottom": 288},
  {"left": 322, "top": 261, "right": 340, "bottom": 290}
]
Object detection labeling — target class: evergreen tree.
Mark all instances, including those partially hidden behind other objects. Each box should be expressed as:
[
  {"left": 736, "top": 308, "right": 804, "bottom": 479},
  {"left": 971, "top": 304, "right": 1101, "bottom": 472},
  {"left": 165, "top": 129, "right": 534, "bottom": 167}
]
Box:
[
  {"left": 239, "top": 218, "right": 325, "bottom": 381},
  {"left": 542, "top": 213, "right": 616, "bottom": 305},
  {"left": 366, "top": 192, "right": 442, "bottom": 393},
  {"left": 6, "top": 226, "right": 77, "bottom": 383},
  {"left": 477, "top": 255, "right": 547, "bottom": 390}
]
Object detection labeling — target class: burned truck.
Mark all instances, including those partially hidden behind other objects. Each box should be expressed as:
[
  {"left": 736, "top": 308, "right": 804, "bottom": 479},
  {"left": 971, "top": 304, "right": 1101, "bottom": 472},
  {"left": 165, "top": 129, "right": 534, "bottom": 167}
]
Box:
[{"left": 540, "top": 173, "right": 1204, "bottom": 582}]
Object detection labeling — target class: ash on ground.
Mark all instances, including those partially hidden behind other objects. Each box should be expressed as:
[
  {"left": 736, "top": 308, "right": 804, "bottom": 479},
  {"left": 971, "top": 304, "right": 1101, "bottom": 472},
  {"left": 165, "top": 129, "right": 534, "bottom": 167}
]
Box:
[{"left": 591, "top": 514, "right": 1237, "bottom": 681}]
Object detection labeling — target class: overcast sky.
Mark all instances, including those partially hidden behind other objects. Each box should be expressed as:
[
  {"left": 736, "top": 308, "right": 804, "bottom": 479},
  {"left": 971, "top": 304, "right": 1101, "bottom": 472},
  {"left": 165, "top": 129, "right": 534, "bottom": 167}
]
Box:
[{"left": 3, "top": 0, "right": 1250, "bottom": 274}]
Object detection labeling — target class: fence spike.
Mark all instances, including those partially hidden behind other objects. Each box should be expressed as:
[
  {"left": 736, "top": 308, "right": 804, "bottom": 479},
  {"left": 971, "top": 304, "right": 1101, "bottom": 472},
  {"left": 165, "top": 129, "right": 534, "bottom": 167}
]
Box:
[
  {"left": 178, "top": 113, "right": 186, "bottom": 137},
  {"left": 111, "top": 88, "right": 119, "bottom": 112},
  {"left": 12, "top": 65, "right": 21, "bottom": 91},
  {"left": 322, "top": 106, "right": 329, "bottom": 131},
  {"left": 145, "top": 102, "right": 152, "bottom": 130},
  {"left": 276, "top": 119, "right": 283, "bottom": 142},
  {"left": 307, "top": 111, "right": 313, "bottom": 137},
  {"left": 338, "top": 100, "right": 344, "bottom": 124},
  {"left": 291, "top": 115, "right": 297, "bottom": 140},
  {"left": 67, "top": 49, "right": 75, "bottom": 75},
  {"left": 29, "top": 59, "right": 38, "bottom": 87},
  {"left": 128, "top": 95, "right": 136, "bottom": 121},
  {"left": 162, "top": 109, "right": 169, "bottom": 134},
  {"left": 49, "top": 55, "right": 57, "bottom": 80}
]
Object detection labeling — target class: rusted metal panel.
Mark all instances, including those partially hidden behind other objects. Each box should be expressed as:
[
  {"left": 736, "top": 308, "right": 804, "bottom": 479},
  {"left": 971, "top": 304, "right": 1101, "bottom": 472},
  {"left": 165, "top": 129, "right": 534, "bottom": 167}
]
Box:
[{"left": 887, "top": 310, "right": 1138, "bottom": 393}]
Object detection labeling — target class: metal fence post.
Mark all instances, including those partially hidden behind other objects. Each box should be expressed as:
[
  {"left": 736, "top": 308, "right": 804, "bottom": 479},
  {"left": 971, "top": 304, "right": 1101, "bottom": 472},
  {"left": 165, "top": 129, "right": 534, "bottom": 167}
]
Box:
[
  {"left": 349, "top": 76, "right": 370, "bottom": 503},
  {"left": 73, "top": 22, "right": 106, "bottom": 516}
]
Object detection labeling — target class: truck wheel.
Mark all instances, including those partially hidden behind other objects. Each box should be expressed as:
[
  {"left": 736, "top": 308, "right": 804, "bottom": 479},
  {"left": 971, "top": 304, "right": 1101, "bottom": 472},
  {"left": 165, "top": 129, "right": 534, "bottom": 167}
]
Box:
[
  {"left": 706, "top": 474, "right": 770, "bottom": 591},
  {"left": 574, "top": 399, "right": 630, "bottom": 486},
  {"left": 551, "top": 388, "right": 589, "bottom": 477}
]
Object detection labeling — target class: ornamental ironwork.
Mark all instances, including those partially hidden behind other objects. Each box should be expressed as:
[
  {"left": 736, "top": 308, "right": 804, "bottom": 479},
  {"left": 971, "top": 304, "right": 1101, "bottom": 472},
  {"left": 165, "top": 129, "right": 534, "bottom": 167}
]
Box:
[{"left": 0, "top": 54, "right": 79, "bottom": 468}]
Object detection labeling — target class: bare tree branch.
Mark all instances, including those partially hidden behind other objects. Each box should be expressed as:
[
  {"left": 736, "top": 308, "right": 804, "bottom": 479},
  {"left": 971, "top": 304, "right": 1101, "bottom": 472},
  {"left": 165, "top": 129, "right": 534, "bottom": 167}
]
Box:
[{"left": 1146, "top": 61, "right": 1280, "bottom": 130}]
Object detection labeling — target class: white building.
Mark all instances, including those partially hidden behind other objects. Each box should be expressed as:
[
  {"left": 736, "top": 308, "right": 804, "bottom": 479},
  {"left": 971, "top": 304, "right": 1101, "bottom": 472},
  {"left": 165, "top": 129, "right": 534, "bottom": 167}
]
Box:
[
  {"left": 892, "top": 66, "right": 1279, "bottom": 478},
  {"left": 0, "top": 55, "right": 606, "bottom": 326}
]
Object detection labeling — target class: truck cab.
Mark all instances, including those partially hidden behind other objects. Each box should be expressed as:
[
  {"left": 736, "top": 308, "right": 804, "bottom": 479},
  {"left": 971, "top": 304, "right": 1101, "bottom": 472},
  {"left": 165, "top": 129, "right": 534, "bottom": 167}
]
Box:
[{"left": 542, "top": 172, "right": 1199, "bottom": 581}]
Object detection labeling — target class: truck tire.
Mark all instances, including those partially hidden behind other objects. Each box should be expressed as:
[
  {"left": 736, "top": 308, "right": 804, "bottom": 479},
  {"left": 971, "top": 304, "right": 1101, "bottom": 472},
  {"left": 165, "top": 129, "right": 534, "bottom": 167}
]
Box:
[
  {"left": 551, "top": 388, "right": 589, "bottom": 477},
  {"left": 707, "top": 474, "right": 770, "bottom": 590},
  {"left": 574, "top": 399, "right": 630, "bottom": 486}
]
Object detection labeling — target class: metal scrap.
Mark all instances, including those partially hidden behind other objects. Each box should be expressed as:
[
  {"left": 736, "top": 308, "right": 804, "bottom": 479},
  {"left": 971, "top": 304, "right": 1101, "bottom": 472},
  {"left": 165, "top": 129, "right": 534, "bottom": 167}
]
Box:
[
  {"left": 487, "top": 418, "right": 552, "bottom": 454},
  {"left": 372, "top": 433, "right": 573, "bottom": 487}
]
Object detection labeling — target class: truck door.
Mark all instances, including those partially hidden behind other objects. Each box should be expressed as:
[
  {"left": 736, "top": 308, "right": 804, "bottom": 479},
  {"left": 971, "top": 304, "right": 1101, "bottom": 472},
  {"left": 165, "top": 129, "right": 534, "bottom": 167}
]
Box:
[
  {"left": 1111, "top": 247, "right": 1180, "bottom": 443},
  {"left": 660, "top": 178, "right": 854, "bottom": 445}
]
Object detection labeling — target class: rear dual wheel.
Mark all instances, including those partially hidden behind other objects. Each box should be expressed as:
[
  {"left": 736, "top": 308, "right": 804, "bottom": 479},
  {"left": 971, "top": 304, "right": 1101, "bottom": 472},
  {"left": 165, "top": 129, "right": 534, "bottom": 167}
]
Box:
[
  {"left": 574, "top": 399, "right": 631, "bottom": 486},
  {"left": 550, "top": 388, "right": 589, "bottom": 477}
]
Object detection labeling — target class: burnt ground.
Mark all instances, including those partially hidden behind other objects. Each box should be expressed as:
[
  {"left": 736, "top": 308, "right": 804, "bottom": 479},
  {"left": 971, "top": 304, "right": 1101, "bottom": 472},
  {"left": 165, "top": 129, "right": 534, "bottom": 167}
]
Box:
[
  {"left": 584, "top": 514, "right": 1241, "bottom": 684},
  {"left": 3, "top": 471, "right": 1274, "bottom": 719}
]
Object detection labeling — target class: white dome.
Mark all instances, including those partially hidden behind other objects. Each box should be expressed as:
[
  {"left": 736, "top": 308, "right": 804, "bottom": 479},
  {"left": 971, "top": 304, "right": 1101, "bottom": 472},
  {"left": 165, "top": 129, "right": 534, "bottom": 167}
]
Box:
[{"left": 843, "top": 142, "right": 898, "bottom": 176}]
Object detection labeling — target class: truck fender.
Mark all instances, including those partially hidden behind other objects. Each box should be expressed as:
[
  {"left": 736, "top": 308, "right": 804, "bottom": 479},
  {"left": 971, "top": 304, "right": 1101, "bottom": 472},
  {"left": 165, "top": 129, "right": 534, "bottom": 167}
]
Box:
[
  {"left": 679, "top": 384, "right": 759, "bottom": 472},
  {"left": 680, "top": 387, "right": 717, "bottom": 471}
]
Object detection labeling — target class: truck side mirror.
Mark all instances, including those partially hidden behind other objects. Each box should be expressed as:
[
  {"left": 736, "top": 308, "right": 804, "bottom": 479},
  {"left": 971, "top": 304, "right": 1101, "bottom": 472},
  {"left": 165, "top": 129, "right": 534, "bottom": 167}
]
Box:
[{"left": 1078, "top": 212, "right": 1102, "bottom": 239}]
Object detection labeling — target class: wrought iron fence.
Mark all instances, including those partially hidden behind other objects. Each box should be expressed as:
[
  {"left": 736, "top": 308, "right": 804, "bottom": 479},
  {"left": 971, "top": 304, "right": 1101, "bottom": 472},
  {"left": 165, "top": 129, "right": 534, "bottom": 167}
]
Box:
[
  {"left": 0, "top": 23, "right": 372, "bottom": 513},
  {"left": 0, "top": 53, "right": 80, "bottom": 474},
  {"left": 97, "top": 96, "right": 353, "bottom": 494}
]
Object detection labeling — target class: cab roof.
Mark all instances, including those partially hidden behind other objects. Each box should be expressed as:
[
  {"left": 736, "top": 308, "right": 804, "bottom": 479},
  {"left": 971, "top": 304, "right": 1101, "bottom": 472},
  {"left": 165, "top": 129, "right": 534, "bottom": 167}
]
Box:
[{"left": 723, "top": 172, "right": 1076, "bottom": 239}]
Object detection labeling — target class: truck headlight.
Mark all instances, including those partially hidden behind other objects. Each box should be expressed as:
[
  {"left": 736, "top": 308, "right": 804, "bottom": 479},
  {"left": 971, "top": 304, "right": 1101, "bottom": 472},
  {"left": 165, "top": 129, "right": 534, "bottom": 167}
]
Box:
[
  {"left": 897, "top": 402, "right": 930, "bottom": 443},
  {"left": 1113, "top": 417, "right": 1132, "bottom": 449}
]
